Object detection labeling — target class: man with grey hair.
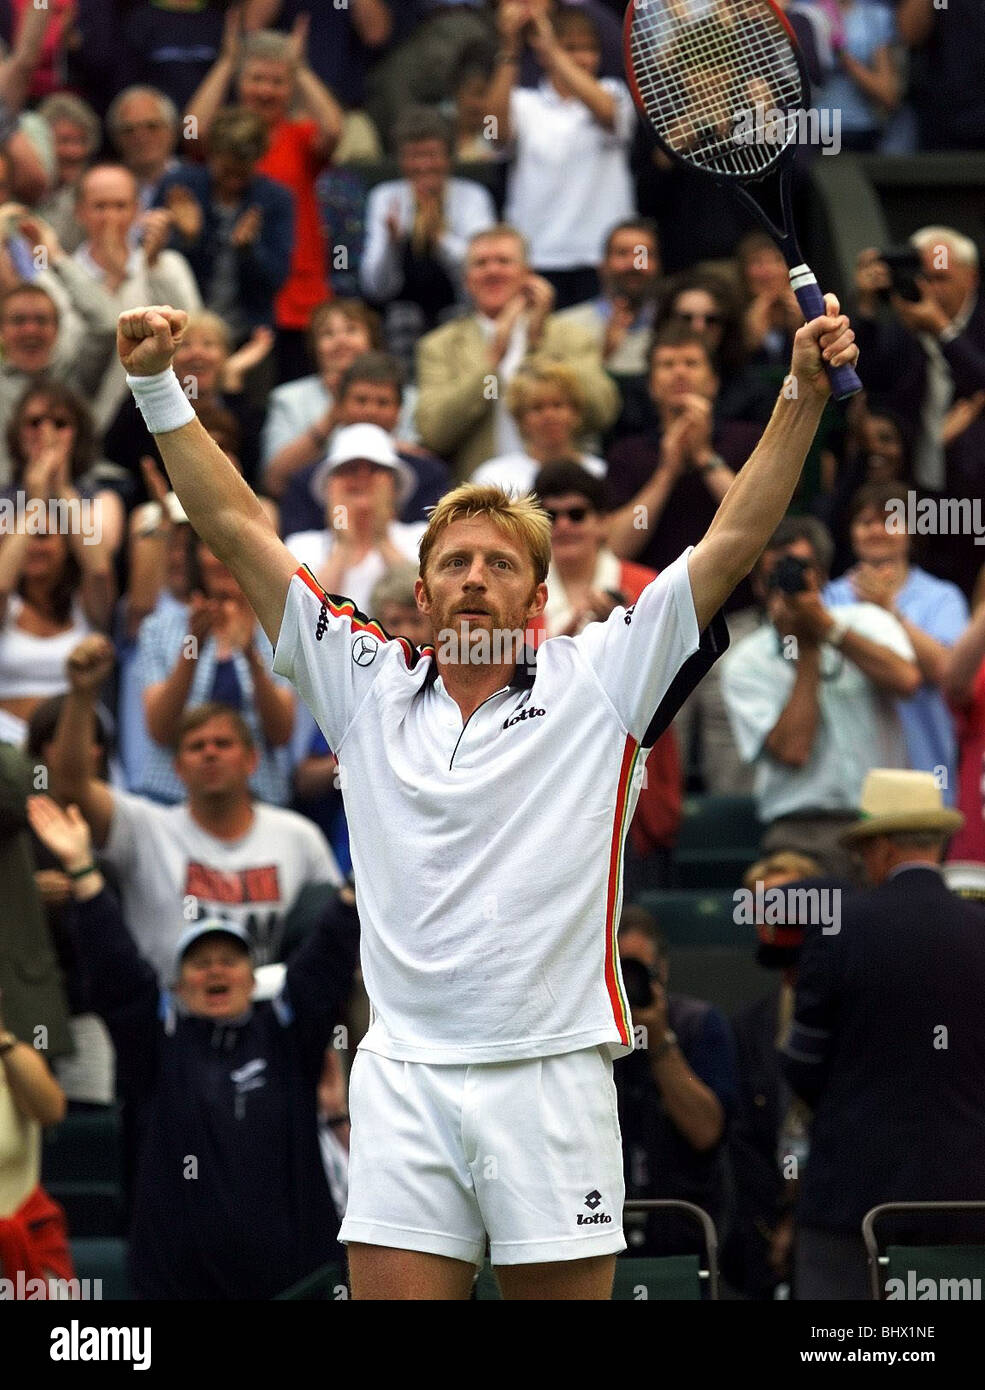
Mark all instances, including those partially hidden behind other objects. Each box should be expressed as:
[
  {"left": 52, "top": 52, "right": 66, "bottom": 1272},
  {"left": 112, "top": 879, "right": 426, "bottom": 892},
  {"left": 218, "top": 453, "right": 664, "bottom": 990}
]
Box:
[
  {"left": 853, "top": 226, "right": 985, "bottom": 502},
  {"left": 107, "top": 87, "right": 181, "bottom": 212},
  {"left": 782, "top": 768, "right": 985, "bottom": 1299},
  {"left": 721, "top": 516, "right": 921, "bottom": 878},
  {"left": 416, "top": 223, "right": 619, "bottom": 480}
]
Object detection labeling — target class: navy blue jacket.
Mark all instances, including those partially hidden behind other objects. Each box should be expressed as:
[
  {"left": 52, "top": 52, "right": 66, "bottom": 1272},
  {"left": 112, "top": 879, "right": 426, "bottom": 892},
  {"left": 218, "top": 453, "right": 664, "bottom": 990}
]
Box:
[
  {"left": 155, "top": 164, "right": 295, "bottom": 330},
  {"left": 782, "top": 866, "right": 985, "bottom": 1234},
  {"left": 72, "top": 885, "right": 358, "bottom": 1300}
]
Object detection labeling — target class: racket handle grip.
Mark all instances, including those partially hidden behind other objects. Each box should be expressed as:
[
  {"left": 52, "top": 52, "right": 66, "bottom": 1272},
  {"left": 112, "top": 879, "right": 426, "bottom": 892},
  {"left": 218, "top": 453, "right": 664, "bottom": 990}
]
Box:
[{"left": 789, "top": 268, "right": 863, "bottom": 402}]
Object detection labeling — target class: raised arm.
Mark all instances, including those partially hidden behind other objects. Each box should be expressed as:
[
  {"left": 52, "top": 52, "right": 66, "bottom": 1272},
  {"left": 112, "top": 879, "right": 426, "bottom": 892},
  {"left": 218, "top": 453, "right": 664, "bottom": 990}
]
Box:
[
  {"left": 47, "top": 636, "right": 117, "bottom": 849},
  {"left": 184, "top": 5, "right": 241, "bottom": 148},
  {"left": 528, "top": 10, "right": 617, "bottom": 129},
  {"left": 686, "top": 299, "right": 858, "bottom": 631},
  {"left": 286, "top": 16, "right": 344, "bottom": 160},
  {"left": 0, "top": 1, "right": 51, "bottom": 117},
  {"left": 118, "top": 306, "right": 297, "bottom": 646}
]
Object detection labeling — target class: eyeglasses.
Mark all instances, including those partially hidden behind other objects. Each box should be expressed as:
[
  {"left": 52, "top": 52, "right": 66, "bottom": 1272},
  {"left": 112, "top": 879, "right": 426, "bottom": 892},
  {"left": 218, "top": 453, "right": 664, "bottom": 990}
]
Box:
[
  {"left": 675, "top": 311, "right": 722, "bottom": 326},
  {"left": 545, "top": 505, "right": 590, "bottom": 524},
  {"left": 25, "top": 414, "right": 73, "bottom": 429},
  {"left": 4, "top": 313, "right": 57, "bottom": 328}
]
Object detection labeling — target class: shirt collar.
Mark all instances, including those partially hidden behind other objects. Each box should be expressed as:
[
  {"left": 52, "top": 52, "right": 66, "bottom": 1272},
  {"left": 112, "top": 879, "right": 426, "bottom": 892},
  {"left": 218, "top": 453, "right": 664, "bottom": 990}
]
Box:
[
  {"left": 423, "top": 647, "right": 539, "bottom": 691},
  {"left": 885, "top": 862, "right": 944, "bottom": 881}
]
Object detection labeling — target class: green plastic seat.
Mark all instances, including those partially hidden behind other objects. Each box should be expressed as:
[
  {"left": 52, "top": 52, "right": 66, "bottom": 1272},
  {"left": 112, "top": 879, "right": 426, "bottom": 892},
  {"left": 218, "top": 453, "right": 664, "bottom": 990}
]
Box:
[
  {"left": 863, "top": 1203, "right": 985, "bottom": 1299},
  {"left": 634, "top": 890, "right": 742, "bottom": 946},
  {"left": 42, "top": 1106, "right": 123, "bottom": 1183},
  {"left": 70, "top": 1238, "right": 131, "bottom": 1300},
  {"left": 674, "top": 795, "right": 763, "bottom": 889},
  {"left": 612, "top": 1255, "right": 703, "bottom": 1300}
]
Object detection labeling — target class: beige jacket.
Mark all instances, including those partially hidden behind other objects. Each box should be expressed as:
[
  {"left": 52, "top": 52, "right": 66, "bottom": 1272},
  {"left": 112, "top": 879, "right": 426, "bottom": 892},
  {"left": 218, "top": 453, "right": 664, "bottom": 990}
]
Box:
[{"left": 415, "top": 312, "right": 620, "bottom": 482}]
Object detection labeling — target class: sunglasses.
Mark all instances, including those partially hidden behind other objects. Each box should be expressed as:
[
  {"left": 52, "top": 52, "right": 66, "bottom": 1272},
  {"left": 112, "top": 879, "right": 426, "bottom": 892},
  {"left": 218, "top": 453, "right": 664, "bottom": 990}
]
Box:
[
  {"left": 545, "top": 505, "right": 591, "bottom": 524},
  {"left": 25, "top": 414, "right": 73, "bottom": 429},
  {"left": 675, "top": 310, "right": 722, "bottom": 326}
]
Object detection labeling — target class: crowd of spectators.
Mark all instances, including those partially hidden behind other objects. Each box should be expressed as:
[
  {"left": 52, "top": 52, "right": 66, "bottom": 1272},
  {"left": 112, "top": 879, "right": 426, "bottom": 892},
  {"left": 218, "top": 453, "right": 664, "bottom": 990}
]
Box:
[{"left": 1, "top": 0, "right": 984, "bottom": 1302}]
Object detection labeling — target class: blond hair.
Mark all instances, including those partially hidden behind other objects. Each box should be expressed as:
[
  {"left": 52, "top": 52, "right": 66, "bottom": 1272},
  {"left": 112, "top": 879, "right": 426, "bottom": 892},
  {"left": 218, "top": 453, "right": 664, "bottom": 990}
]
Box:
[
  {"left": 507, "top": 360, "right": 585, "bottom": 429},
  {"left": 465, "top": 223, "right": 529, "bottom": 269},
  {"left": 743, "top": 851, "right": 820, "bottom": 890},
  {"left": 182, "top": 310, "right": 231, "bottom": 351},
  {"left": 419, "top": 484, "right": 552, "bottom": 586}
]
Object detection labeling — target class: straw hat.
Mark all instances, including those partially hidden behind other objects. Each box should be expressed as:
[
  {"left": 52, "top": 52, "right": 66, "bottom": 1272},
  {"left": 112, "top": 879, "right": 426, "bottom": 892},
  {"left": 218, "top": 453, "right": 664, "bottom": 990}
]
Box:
[{"left": 840, "top": 769, "right": 964, "bottom": 844}]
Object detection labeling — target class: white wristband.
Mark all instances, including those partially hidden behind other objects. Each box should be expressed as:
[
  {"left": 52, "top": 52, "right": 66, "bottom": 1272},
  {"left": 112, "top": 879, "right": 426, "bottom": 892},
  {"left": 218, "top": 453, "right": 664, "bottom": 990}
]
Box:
[{"left": 126, "top": 368, "right": 196, "bottom": 436}]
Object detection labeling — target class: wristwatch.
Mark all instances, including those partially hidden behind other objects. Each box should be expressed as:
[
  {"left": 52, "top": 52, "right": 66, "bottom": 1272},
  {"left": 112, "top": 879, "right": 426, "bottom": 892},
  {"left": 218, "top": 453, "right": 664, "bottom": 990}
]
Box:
[
  {"left": 826, "top": 614, "right": 850, "bottom": 648},
  {"left": 0, "top": 1031, "right": 18, "bottom": 1057},
  {"left": 652, "top": 1029, "right": 678, "bottom": 1060}
]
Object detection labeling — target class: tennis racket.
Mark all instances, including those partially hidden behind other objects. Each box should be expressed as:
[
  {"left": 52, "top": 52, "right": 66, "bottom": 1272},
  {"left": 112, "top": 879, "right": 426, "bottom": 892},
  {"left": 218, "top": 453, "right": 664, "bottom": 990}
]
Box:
[{"left": 624, "top": 0, "right": 862, "bottom": 400}]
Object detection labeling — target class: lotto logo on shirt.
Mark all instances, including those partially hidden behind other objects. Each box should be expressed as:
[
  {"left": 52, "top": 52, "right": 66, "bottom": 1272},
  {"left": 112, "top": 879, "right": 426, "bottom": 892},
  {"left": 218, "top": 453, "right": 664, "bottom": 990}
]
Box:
[{"left": 184, "top": 863, "right": 282, "bottom": 905}]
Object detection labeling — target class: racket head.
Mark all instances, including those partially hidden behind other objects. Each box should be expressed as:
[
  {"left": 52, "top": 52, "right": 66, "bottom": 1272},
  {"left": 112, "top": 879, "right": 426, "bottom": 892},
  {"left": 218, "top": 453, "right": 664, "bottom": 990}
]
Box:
[{"left": 624, "top": 0, "right": 811, "bottom": 182}]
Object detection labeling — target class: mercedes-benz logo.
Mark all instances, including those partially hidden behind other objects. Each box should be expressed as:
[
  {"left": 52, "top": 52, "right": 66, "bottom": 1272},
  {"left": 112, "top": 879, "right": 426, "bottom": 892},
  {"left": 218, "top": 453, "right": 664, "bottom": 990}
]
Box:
[{"left": 351, "top": 634, "right": 377, "bottom": 667}]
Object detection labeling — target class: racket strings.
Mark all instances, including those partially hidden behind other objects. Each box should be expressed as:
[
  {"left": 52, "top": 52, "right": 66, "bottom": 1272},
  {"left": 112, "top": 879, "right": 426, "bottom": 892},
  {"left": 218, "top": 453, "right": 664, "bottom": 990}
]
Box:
[{"left": 629, "top": 0, "right": 804, "bottom": 176}]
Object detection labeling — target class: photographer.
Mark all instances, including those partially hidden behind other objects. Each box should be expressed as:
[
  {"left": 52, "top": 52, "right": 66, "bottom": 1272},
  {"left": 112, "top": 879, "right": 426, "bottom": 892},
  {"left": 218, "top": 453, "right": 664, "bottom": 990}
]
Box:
[
  {"left": 616, "top": 907, "right": 737, "bottom": 1258},
  {"left": 852, "top": 229, "right": 985, "bottom": 506},
  {"left": 721, "top": 517, "right": 920, "bottom": 877}
]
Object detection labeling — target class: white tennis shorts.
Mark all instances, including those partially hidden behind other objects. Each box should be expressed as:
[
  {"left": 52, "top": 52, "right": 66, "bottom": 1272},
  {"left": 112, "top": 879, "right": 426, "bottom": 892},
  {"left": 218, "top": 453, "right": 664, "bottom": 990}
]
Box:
[{"left": 338, "top": 1044, "right": 626, "bottom": 1267}]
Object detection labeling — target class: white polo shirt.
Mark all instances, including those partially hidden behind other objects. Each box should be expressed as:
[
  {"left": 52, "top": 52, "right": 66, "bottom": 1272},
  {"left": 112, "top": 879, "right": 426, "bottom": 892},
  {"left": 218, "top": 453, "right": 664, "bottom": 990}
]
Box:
[
  {"left": 273, "top": 550, "right": 727, "bottom": 1063},
  {"left": 505, "top": 78, "right": 636, "bottom": 269}
]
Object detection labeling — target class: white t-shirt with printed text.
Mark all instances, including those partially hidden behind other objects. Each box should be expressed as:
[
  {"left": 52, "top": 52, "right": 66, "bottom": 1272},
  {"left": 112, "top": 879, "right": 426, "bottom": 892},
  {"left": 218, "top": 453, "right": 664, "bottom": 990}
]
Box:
[{"left": 103, "top": 792, "right": 342, "bottom": 982}]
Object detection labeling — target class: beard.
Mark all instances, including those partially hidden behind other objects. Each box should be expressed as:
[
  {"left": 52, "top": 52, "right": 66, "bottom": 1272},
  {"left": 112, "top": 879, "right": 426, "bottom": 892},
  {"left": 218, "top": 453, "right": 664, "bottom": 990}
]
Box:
[
  {"left": 423, "top": 581, "right": 540, "bottom": 666},
  {"left": 608, "top": 269, "right": 656, "bottom": 308}
]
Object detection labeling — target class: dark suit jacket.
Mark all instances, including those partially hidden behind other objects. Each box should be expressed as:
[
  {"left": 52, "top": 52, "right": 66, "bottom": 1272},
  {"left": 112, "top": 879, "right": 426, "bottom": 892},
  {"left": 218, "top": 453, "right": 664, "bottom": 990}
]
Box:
[
  {"left": 854, "top": 293, "right": 985, "bottom": 496},
  {"left": 782, "top": 866, "right": 985, "bottom": 1233},
  {"left": 155, "top": 165, "right": 295, "bottom": 329}
]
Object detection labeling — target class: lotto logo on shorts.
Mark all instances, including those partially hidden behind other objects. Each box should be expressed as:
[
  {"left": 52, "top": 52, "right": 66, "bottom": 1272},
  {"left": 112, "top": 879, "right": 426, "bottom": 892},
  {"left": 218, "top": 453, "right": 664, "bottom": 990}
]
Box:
[{"left": 577, "top": 1190, "right": 612, "bottom": 1225}]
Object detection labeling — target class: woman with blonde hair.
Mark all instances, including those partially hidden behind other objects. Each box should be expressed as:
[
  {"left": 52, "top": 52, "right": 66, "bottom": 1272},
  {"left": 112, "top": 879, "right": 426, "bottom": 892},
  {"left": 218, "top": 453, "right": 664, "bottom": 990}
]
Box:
[{"left": 470, "top": 359, "right": 606, "bottom": 496}]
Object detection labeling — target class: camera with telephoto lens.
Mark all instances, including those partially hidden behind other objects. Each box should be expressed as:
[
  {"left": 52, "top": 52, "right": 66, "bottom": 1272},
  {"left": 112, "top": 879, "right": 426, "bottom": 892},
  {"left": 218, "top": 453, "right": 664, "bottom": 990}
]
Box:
[
  {"left": 620, "top": 956, "right": 657, "bottom": 1011},
  {"left": 879, "top": 246, "right": 923, "bottom": 303},
  {"left": 768, "top": 554, "right": 811, "bottom": 597}
]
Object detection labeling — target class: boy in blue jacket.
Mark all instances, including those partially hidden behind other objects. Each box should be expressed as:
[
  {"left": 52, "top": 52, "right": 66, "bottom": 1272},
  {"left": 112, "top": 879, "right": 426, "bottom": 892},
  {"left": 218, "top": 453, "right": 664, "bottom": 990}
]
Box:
[{"left": 28, "top": 795, "right": 357, "bottom": 1301}]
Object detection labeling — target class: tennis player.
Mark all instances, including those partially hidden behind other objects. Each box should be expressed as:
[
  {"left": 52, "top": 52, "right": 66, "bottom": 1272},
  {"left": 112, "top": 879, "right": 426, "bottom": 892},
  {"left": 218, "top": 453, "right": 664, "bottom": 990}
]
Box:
[{"left": 115, "top": 299, "right": 857, "bottom": 1300}]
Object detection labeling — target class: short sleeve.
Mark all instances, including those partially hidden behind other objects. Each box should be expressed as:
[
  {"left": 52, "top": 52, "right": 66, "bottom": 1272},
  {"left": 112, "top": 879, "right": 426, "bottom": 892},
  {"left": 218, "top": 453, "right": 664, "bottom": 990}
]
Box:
[
  {"left": 508, "top": 86, "right": 539, "bottom": 140},
  {"left": 605, "top": 79, "right": 637, "bottom": 144},
  {"left": 572, "top": 549, "right": 729, "bottom": 746},
  {"left": 921, "top": 584, "right": 969, "bottom": 646},
  {"left": 272, "top": 566, "right": 417, "bottom": 751},
  {"left": 299, "top": 817, "right": 343, "bottom": 887},
  {"left": 103, "top": 789, "right": 168, "bottom": 877}
]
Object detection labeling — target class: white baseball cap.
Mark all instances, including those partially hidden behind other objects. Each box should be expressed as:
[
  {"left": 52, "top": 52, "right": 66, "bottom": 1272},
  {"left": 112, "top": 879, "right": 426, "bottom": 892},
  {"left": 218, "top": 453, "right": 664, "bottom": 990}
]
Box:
[{"left": 310, "top": 423, "right": 415, "bottom": 510}]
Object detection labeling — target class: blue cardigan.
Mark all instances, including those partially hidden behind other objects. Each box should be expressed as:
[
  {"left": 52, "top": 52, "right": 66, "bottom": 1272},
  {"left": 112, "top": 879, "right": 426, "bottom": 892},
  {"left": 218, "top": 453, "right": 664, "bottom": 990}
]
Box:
[{"left": 155, "top": 163, "right": 296, "bottom": 329}]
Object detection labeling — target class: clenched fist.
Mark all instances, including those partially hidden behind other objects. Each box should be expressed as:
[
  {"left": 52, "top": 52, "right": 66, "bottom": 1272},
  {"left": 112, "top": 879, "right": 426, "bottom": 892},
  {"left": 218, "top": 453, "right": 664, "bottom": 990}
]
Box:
[
  {"left": 789, "top": 294, "right": 858, "bottom": 400},
  {"left": 117, "top": 306, "right": 189, "bottom": 377},
  {"left": 66, "top": 634, "right": 116, "bottom": 695}
]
